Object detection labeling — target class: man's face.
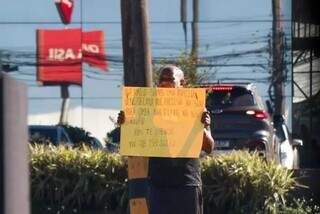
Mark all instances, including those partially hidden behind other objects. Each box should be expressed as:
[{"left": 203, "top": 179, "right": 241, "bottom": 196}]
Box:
[{"left": 158, "top": 69, "right": 184, "bottom": 88}]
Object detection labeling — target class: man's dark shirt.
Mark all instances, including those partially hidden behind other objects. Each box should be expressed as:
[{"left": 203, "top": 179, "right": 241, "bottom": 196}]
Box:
[{"left": 149, "top": 157, "right": 201, "bottom": 187}]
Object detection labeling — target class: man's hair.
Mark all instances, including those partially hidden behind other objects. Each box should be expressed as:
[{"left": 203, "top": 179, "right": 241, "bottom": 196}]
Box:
[{"left": 159, "top": 64, "right": 184, "bottom": 81}]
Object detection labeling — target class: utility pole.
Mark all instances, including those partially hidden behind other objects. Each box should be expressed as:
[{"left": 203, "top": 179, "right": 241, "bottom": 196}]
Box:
[
  {"left": 191, "top": 0, "right": 199, "bottom": 58},
  {"left": 272, "top": 0, "right": 285, "bottom": 116},
  {"left": 59, "top": 84, "right": 70, "bottom": 125},
  {"left": 121, "top": 0, "right": 153, "bottom": 87},
  {"left": 180, "top": 0, "right": 188, "bottom": 50},
  {"left": 121, "top": 0, "right": 152, "bottom": 213}
]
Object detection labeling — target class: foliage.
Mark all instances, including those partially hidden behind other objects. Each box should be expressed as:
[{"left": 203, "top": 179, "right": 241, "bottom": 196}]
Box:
[
  {"left": 30, "top": 146, "right": 318, "bottom": 213},
  {"left": 30, "top": 144, "right": 128, "bottom": 213},
  {"left": 201, "top": 151, "right": 297, "bottom": 214},
  {"left": 29, "top": 135, "right": 54, "bottom": 146},
  {"left": 106, "top": 127, "right": 120, "bottom": 143},
  {"left": 153, "top": 52, "right": 212, "bottom": 86},
  {"left": 61, "top": 125, "right": 91, "bottom": 144},
  {"left": 62, "top": 124, "right": 103, "bottom": 148},
  {"left": 105, "top": 127, "right": 121, "bottom": 153},
  {"left": 275, "top": 198, "right": 320, "bottom": 214}
]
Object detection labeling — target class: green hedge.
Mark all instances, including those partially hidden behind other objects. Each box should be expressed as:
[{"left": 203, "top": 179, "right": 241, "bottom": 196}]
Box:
[
  {"left": 30, "top": 145, "right": 317, "bottom": 213},
  {"left": 30, "top": 145, "right": 128, "bottom": 213},
  {"left": 202, "top": 152, "right": 296, "bottom": 213}
]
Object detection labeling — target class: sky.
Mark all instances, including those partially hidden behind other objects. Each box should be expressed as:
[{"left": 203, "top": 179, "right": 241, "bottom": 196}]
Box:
[{"left": 0, "top": 0, "right": 293, "bottom": 136}]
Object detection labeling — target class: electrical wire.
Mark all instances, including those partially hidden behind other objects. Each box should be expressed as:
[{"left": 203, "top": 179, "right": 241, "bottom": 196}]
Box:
[{"left": 1, "top": 18, "right": 293, "bottom": 102}]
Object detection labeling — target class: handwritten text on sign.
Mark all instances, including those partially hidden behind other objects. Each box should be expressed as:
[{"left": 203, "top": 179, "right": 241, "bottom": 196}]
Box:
[{"left": 120, "top": 87, "right": 206, "bottom": 158}]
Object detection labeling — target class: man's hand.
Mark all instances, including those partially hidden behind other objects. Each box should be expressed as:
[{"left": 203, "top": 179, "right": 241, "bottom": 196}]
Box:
[
  {"left": 117, "top": 110, "right": 125, "bottom": 125},
  {"left": 201, "top": 110, "right": 211, "bottom": 129}
]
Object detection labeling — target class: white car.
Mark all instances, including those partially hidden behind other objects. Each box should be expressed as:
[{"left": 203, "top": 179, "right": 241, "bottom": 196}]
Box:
[{"left": 274, "top": 115, "right": 303, "bottom": 169}]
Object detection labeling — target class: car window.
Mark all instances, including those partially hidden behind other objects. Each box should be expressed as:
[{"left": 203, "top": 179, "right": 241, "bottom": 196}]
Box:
[
  {"left": 233, "top": 94, "right": 254, "bottom": 106},
  {"left": 30, "top": 128, "right": 58, "bottom": 144},
  {"left": 206, "top": 90, "right": 254, "bottom": 110},
  {"left": 60, "top": 132, "right": 68, "bottom": 144},
  {"left": 92, "top": 138, "right": 103, "bottom": 149},
  {"left": 60, "top": 129, "right": 71, "bottom": 144}
]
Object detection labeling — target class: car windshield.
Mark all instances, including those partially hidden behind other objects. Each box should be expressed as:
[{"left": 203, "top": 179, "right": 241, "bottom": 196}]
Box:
[
  {"left": 29, "top": 128, "right": 58, "bottom": 144},
  {"left": 206, "top": 89, "right": 254, "bottom": 110}
]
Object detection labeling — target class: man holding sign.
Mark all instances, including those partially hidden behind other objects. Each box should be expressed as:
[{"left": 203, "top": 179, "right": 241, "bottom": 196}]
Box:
[{"left": 118, "top": 65, "right": 214, "bottom": 214}]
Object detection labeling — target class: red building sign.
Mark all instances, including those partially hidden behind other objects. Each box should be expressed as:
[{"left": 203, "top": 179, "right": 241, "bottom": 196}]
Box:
[
  {"left": 37, "top": 28, "right": 108, "bottom": 86},
  {"left": 37, "top": 28, "right": 82, "bottom": 85},
  {"left": 83, "top": 30, "right": 108, "bottom": 71}
]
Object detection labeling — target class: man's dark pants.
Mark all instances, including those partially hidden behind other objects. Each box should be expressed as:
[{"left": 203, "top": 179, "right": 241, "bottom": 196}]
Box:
[{"left": 149, "top": 185, "right": 203, "bottom": 214}]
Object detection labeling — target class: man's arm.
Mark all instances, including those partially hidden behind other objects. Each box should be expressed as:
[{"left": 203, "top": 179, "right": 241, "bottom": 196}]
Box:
[
  {"left": 201, "top": 111, "right": 214, "bottom": 154},
  {"left": 202, "top": 127, "right": 214, "bottom": 154}
]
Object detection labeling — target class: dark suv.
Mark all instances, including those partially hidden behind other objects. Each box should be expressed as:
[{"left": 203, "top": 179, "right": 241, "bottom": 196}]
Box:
[{"left": 200, "top": 83, "right": 279, "bottom": 161}]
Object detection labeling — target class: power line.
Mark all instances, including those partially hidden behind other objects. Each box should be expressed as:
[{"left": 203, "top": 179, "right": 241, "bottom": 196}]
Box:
[{"left": 0, "top": 19, "right": 292, "bottom": 25}]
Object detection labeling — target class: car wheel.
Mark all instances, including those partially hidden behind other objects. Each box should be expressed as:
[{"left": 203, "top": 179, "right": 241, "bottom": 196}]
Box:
[{"left": 293, "top": 147, "right": 300, "bottom": 169}]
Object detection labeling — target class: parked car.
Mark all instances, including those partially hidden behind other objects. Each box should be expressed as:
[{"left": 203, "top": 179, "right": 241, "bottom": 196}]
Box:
[
  {"left": 273, "top": 115, "right": 303, "bottom": 169},
  {"left": 88, "top": 136, "right": 104, "bottom": 150},
  {"left": 200, "top": 83, "right": 279, "bottom": 161},
  {"left": 60, "top": 125, "right": 104, "bottom": 149},
  {"left": 29, "top": 125, "right": 74, "bottom": 146}
]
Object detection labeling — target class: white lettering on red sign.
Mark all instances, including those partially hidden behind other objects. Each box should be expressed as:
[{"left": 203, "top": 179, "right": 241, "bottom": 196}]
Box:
[
  {"left": 47, "top": 44, "right": 100, "bottom": 61},
  {"left": 82, "top": 44, "right": 100, "bottom": 53},
  {"left": 48, "top": 48, "right": 81, "bottom": 61}
]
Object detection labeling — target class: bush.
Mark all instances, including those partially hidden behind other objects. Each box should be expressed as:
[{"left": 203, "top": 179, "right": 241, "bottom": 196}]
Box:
[
  {"left": 277, "top": 198, "right": 320, "bottom": 214},
  {"left": 201, "top": 151, "right": 297, "bottom": 213},
  {"left": 30, "top": 144, "right": 128, "bottom": 213},
  {"left": 31, "top": 147, "right": 316, "bottom": 213}
]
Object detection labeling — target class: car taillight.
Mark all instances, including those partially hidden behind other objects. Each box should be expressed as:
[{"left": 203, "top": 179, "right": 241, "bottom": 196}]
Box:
[{"left": 246, "top": 110, "right": 268, "bottom": 119}]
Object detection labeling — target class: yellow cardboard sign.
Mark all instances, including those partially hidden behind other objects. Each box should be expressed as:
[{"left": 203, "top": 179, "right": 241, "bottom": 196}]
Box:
[{"left": 120, "top": 87, "right": 206, "bottom": 158}]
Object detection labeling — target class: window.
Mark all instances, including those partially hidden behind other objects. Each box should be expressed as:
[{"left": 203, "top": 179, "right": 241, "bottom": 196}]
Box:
[{"left": 206, "top": 90, "right": 254, "bottom": 110}]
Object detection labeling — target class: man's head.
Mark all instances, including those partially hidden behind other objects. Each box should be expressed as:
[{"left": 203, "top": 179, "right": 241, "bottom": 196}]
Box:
[{"left": 158, "top": 65, "right": 185, "bottom": 88}]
